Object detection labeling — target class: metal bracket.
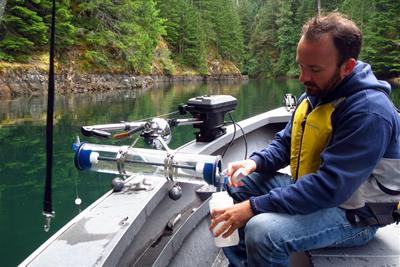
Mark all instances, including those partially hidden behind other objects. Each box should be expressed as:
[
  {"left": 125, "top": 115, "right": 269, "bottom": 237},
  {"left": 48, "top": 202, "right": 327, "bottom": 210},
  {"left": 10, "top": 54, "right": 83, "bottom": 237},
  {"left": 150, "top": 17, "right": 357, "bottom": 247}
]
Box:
[
  {"left": 125, "top": 175, "right": 155, "bottom": 191},
  {"left": 43, "top": 211, "right": 55, "bottom": 232},
  {"left": 284, "top": 93, "right": 297, "bottom": 112},
  {"left": 116, "top": 148, "right": 128, "bottom": 179},
  {"left": 164, "top": 153, "right": 175, "bottom": 181}
]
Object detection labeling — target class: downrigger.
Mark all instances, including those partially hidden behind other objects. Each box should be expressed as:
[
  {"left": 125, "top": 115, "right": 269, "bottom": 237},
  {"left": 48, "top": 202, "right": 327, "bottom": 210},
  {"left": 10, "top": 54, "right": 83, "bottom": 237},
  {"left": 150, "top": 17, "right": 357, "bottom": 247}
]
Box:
[{"left": 73, "top": 95, "right": 238, "bottom": 199}]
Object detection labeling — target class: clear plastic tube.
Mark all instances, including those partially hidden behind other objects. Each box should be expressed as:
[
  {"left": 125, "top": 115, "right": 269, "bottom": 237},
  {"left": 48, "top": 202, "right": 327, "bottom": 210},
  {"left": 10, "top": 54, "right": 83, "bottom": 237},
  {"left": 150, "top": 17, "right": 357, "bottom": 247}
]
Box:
[{"left": 74, "top": 142, "right": 221, "bottom": 183}]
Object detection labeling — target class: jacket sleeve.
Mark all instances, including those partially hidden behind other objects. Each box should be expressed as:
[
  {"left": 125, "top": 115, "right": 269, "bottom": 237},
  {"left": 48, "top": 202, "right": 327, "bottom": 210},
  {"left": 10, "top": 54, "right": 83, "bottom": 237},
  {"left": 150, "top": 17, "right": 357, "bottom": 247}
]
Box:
[
  {"left": 251, "top": 109, "right": 393, "bottom": 215},
  {"left": 249, "top": 118, "right": 292, "bottom": 174}
]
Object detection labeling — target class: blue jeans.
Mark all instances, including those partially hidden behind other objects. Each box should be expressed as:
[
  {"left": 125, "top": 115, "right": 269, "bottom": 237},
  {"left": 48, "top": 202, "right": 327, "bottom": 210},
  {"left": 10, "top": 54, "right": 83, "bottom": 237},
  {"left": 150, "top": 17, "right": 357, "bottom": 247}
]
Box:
[{"left": 223, "top": 172, "right": 378, "bottom": 267}]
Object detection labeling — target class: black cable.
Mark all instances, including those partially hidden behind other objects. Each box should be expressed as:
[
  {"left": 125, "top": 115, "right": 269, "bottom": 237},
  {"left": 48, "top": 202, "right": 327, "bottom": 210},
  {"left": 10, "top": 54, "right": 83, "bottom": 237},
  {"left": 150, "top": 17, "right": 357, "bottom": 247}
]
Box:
[
  {"left": 233, "top": 119, "right": 248, "bottom": 160},
  {"left": 227, "top": 113, "right": 248, "bottom": 160},
  {"left": 43, "top": 0, "right": 56, "bottom": 231},
  {"left": 221, "top": 113, "right": 236, "bottom": 159},
  {"left": 221, "top": 113, "right": 249, "bottom": 161}
]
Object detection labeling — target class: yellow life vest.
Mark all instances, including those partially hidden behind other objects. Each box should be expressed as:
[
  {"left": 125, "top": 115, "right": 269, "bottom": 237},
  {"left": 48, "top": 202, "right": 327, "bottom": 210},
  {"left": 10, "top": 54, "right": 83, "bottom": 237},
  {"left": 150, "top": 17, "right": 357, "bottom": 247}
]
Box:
[{"left": 290, "top": 98, "right": 344, "bottom": 180}]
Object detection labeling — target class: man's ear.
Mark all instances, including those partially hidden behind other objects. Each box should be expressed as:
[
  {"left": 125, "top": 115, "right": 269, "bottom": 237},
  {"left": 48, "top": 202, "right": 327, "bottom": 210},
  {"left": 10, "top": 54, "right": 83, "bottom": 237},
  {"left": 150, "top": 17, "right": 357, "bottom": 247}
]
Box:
[{"left": 341, "top": 58, "right": 356, "bottom": 76}]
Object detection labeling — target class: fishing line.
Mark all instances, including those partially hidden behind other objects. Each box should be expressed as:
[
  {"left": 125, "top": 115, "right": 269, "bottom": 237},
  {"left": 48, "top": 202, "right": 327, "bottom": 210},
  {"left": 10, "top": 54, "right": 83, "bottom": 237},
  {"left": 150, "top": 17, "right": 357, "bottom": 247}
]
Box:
[
  {"left": 74, "top": 179, "right": 82, "bottom": 213},
  {"left": 138, "top": 110, "right": 180, "bottom": 122}
]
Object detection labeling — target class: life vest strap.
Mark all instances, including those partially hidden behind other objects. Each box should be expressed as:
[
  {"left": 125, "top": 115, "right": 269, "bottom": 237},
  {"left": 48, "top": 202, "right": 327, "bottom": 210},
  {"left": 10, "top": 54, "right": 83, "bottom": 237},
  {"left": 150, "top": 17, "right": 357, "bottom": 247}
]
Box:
[{"left": 376, "top": 179, "right": 400, "bottom": 195}]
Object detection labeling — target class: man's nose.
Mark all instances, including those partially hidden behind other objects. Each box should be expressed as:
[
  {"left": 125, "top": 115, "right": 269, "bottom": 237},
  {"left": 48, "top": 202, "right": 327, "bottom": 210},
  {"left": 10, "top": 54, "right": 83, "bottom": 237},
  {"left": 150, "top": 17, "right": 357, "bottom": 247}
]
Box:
[{"left": 298, "top": 70, "right": 310, "bottom": 83}]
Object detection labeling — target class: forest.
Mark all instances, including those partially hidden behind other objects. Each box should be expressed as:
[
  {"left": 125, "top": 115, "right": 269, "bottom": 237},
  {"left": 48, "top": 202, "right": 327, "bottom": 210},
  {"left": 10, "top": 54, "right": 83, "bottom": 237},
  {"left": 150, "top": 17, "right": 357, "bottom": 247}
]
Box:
[{"left": 0, "top": 0, "right": 399, "bottom": 79}]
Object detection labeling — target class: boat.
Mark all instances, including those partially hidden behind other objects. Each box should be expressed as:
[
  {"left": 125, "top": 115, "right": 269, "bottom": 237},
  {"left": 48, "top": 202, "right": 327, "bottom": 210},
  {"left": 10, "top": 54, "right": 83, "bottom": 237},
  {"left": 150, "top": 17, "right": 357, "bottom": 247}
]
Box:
[{"left": 19, "top": 95, "right": 399, "bottom": 267}]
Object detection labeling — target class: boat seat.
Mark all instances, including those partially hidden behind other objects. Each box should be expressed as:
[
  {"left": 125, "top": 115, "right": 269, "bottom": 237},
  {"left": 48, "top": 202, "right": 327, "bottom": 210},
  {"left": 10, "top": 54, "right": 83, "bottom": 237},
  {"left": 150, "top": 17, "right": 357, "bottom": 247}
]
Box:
[
  {"left": 279, "top": 167, "right": 400, "bottom": 265},
  {"left": 309, "top": 223, "right": 400, "bottom": 266},
  {"left": 216, "top": 218, "right": 399, "bottom": 267},
  {"left": 275, "top": 167, "right": 400, "bottom": 266}
]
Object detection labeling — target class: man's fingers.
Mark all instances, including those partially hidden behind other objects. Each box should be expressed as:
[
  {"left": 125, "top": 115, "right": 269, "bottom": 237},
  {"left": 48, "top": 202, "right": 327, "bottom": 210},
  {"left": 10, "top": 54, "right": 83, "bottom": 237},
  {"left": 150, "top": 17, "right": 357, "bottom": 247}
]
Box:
[
  {"left": 227, "top": 161, "right": 245, "bottom": 176},
  {"left": 227, "top": 163, "right": 238, "bottom": 176},
  {"left": 222, "top": 225, "right": 236, "bottom": 238},
  {"left": 209, "top": 211, "right": 227, "bottom": 231},
  {"left": 210, "top": 207, "right": 225, "bottom": 218},
  {"left": 227, "top": 159, "right": 256, "bottom": 179},
  {"left": 244, "top": 160, "right": 256, "bottom": 174},
  {"left": 230, "top": 179, "right": 244, "bottom": 188},
  {"left": 214, "top": 221, "right": 231, "bottom": 237}
]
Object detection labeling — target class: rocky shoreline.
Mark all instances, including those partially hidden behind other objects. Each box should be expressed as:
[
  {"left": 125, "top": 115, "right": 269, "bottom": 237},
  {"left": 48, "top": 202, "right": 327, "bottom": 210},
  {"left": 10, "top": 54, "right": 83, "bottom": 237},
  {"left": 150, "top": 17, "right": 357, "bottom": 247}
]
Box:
[
  {"left": 2, "top": 67, "right": 396, "bottom": 99},
  {"left": 0, "top": 68, "right": 246, "bottom": 98}
]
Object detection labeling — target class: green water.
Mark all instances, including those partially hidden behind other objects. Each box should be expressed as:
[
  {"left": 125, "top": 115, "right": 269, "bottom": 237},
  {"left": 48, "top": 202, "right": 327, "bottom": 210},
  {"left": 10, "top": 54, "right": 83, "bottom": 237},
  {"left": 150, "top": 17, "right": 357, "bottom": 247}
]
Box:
[{"left": 0, "top": 79, "right": 398, "bottom": 266}]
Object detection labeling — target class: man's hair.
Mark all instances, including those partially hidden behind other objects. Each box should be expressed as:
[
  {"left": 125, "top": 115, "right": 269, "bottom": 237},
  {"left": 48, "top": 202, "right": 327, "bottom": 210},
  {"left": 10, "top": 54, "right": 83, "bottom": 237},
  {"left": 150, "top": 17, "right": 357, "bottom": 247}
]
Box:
[{"left": 301, "top": 12, "right": 362, "bottom": 66}]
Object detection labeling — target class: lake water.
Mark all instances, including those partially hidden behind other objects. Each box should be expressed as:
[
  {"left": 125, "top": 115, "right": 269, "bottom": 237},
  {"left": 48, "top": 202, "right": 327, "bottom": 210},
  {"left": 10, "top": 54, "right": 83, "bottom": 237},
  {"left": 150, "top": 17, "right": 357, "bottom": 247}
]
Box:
[{"left": 0, "top": 79, "right": 398, "bottom": 266}]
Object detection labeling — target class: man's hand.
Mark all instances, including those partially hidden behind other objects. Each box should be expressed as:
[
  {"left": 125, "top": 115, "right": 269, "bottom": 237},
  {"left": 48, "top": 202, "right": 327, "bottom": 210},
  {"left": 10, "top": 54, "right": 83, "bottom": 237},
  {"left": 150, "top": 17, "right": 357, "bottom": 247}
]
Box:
[
  {"left": 209, "top": 200, "right": 254, "bottom": 238},
  {"left": 227, "top": 159, "right": 256, "bottom": 187}
]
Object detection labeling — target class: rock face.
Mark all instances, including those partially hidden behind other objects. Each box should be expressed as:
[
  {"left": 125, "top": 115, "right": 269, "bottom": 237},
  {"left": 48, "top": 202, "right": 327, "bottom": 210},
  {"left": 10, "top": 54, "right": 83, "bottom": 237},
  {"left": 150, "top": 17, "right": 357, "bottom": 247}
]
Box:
[
  {"left": 0, "top": 69, "right": 47, "bottom": 97},
  {"left": 0, "top": 68, "right": 244, "bottom": 98}
]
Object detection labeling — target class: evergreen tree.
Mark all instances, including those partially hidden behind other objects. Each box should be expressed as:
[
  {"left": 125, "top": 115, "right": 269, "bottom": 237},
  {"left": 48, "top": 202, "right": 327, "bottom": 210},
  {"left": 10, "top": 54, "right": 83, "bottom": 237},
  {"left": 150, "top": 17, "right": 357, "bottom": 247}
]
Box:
[
  {"left": 237, "top": 0, "right": 258, "bottom": 74},
  {"left": 1, "top": 0, "right": 398, "bottom": 79},
  {"left": 224, "top": 0, "right": 244, "bottom": 64},
  {"left": 295, "top": 0, "right": 318, "bottom": 28},
  {"left": 361, "top": 0, "right": 400, "bottom": 78},
  {"left": 156, "top": 0, "right": 207, "bottom": 72},
  {"left": 210, "top": 0, "right": 243, "bottom": 63},
  {"left": 193, "top": 0, "right": 218, "bottom": 49},
  {"left": 237, "top": 0, "right": 257, "bottom": 46},
  {"left": 0, "top": 0, "right": 75, "bottom": 61},
  {"left": 155, "top": 0, "right": 180, "bottom": 50},
  {"left": 275, "top": 0, "right": 298, "bottom": 77},
  {"left": 0, "top": 0, "right": 49, "bottom": 61},
  {"left": 340, "top": 0, "right": 374, "bottom": 31},
  {"left": 179, "top": 1, "right": 207, "bottom": 71},
  {"left": 54, "top": 0, "right": 77, "bottom": 50},
  {"left": 248, "top": 0, "right": 280, "bottom": 77},
  {"left": 76, "top": 0, "right": 164, "bottom": 73},
  {"left": 0, "top": 0, "right": 6, "bottom": 21},
  {"left": 321, "top": 0, "right": 343, "bottom": 12}
]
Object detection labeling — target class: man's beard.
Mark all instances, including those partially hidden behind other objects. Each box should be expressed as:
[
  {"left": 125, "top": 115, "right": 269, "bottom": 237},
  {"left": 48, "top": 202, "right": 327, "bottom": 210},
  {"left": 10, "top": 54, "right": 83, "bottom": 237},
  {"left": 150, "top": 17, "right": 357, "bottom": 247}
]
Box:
[{"left": 304, "top": 68, "right": 342, "bottom": 97}]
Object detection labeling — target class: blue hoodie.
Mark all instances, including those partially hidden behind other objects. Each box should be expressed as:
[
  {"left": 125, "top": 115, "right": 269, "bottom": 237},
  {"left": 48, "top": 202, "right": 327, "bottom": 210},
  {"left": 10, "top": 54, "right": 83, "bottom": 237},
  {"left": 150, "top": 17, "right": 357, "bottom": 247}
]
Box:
[{"left": 249, "top": 61, "right": 400, "bottom": 217}]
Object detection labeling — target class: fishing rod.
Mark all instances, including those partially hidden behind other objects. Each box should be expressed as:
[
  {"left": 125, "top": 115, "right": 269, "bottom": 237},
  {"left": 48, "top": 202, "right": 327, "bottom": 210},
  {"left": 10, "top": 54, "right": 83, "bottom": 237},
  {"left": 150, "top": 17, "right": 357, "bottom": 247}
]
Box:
[{"left": 42, "top": 0, "right": 56, "bottom": 232}]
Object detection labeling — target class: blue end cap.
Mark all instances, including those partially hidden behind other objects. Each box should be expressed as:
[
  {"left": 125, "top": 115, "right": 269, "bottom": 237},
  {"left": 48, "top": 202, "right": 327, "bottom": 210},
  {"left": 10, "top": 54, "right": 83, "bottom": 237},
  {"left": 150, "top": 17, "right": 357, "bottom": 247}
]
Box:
[
  {"left": 203, "top": 162, "right": 216, "bottom": 185},
  {"left": 74, "top": 143, "right": 92, "bottom": 170}
]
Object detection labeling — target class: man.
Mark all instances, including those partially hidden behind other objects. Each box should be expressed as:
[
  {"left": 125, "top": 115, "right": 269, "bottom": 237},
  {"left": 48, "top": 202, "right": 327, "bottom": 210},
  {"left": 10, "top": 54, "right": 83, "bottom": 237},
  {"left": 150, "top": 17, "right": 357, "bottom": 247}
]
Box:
[{"left": 209, "top": 12, "right": 400, "bottom": 267}]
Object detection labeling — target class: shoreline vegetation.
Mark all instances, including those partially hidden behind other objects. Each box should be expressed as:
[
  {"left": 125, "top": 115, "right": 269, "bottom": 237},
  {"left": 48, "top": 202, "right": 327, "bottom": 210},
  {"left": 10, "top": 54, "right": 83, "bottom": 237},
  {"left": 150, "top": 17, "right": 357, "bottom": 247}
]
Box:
[{"left": 1, "top": 0, "right": 399, "bottom": 98}]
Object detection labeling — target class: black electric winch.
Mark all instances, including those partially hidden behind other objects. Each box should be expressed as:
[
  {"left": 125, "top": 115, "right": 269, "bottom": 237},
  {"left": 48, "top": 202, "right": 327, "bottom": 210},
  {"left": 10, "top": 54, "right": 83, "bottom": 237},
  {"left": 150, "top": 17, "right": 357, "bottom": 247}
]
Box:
[{"left": 179, "top": 95, "right": 238, "bottom": 142}]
